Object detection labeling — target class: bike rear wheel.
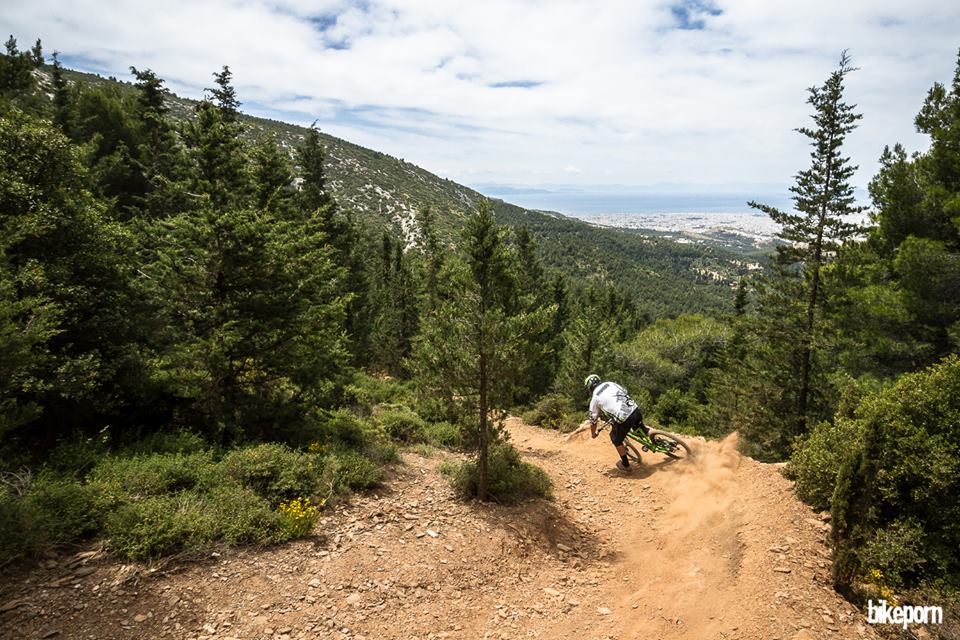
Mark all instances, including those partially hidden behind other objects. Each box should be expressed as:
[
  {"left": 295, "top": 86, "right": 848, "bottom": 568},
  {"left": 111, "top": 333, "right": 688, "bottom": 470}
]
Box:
[{"left": 648, "top": 430, "right": 692, "bottom": 460}]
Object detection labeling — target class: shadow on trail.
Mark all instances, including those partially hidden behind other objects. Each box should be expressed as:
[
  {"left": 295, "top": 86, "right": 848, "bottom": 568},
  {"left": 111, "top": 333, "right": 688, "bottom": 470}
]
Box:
[
  {"left": 598, "top": 457, "right": 687, "bottom": 480},
  {"left": 465, "top": 496, "right": 606, "bottom": 566}
]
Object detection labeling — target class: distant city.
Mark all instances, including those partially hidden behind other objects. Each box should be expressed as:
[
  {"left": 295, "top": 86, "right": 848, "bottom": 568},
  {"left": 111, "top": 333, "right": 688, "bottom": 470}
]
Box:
[
  {"left": 481, "top": 189, "right": 794, "bottom": 217},
  {"left": 478, "top": 185, "right": 872, "bottom": 250}
]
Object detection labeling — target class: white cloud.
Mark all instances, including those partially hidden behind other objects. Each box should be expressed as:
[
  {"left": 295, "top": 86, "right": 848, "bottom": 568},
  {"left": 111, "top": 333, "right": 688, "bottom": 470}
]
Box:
[{"left": 3, "top": 0, "right": 959, "bottom": 196}]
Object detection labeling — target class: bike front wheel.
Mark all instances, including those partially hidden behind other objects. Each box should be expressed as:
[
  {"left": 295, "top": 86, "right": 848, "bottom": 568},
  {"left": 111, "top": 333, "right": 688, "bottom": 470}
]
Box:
[
  {"left": 624, "top": 441, "right": 642, "bottom": 464},
  {"left": 648, "top": 430, "right": 692, "bottom": 460}
]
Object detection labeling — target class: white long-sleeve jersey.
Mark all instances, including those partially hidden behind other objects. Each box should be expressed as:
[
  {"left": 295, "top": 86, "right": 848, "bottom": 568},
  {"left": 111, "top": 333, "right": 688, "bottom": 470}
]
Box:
[{"left": 588, "top": 381, "right": 638, "bottom": 425}]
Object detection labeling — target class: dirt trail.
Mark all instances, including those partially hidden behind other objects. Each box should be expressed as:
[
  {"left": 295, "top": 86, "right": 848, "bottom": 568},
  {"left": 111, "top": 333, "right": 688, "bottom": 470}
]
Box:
[
  {"left": 509, "top": 421, "right": 874, "bottom": 640},
  {"left": 0, "top": 420, "right": 877, "bottom": 640}
]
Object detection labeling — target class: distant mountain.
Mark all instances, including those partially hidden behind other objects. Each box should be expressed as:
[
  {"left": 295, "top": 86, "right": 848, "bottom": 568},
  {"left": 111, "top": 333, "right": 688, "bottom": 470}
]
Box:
[{"left": 54, "top": 66, "right": 753, "bottom": 317}]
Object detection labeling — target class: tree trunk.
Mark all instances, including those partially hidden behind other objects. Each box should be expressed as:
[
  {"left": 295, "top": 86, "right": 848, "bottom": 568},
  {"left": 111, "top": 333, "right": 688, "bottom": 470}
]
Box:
[
  {"left": 798, "top": 233, "right": 824, "bottom": 434},
  {"left": 798, "top": 116, "right": 835, "bottom": 434},
  {"left": 478, "top": 352, "right": 488, "bottom": 501}
]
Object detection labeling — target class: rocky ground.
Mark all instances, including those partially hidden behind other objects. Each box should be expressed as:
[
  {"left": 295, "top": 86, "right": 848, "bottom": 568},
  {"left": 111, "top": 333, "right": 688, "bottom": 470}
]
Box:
[{"left": 0, "top": 419, "right": 884, "bottom": 640}]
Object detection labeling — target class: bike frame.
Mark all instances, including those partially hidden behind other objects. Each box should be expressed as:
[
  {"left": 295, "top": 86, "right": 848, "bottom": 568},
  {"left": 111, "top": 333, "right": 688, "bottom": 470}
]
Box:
[{"left": 599, "top": 420, "right": 673, "bottom": 455}]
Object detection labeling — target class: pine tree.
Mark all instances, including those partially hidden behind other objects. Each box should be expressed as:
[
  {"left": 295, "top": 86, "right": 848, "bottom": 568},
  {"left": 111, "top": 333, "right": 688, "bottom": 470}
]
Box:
[
  {"left": 511, "top": 225, "right": 557, "bottom": 399},
  {"left": 0, "top": 36, "right": 35, "bottom": 101},
  {"left": 412, "top": 200, "right": 547, "bottom": 500},
  {"left": 138, "top": 75, "right": 349, "bottom": 441},
  {"left": 296, "top": 126, "right": 333, "bottom": 219},
  {"left": 51, "top": 53, "right": 72, "bottom": 131},
  {"left": 733, "top": 278, "right": 748, "bottom": 316},
  {"left": 65, "top": 82, "right": 144, "bottom": 215},
  {"left": 252, "top": 139, "right": 295, "bottom": 212},
  {"left": 129, "top": 67, "right": 192, "bottom": 219},
  {"left": 749, "top": 51, "right": 863, "bottom": 434},
  {"left": 554, "top": 286, "right": 617, "bottom": 401},
  {"left": 141, "top": 195, "right": 348, "bottom": 442},
  {"left": 514, "top": 225, "right": 545, "bottom": 302},
  {"left": 208, "top": 66, "right": 240, "bottom": 122},
  {"left": 30, "top": 38, "right": 43, "bottom": 66},
  {"left": 0, "top": 111, "right": 135, "bottom": 446},
  {"left": 186, "top": 82, "right": 248, "bottom": 209},
  {"left": 0, "top": 264, "right": 59, "bottom": 441},
  {"left": 417, "top": 205, "right": 444, "bottom": 311},
  {"left": 827, "top": 50, "right": 960, "bottom": 377},
  {"left": 294, "top": 125, "right": 372, "bottom": 363},
  {"left": 394, "top": 243, "right": 420, "bottom": 371}
]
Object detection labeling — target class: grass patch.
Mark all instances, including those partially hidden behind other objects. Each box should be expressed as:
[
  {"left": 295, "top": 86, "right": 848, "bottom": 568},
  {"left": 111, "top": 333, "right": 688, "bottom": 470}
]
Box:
[{"left": 407, "top": 443, "right": 438, "bottom": 457}]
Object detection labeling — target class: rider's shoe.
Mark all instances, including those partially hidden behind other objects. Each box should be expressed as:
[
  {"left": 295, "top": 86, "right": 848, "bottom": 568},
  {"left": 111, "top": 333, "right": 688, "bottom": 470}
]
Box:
[{"left": 616, "top": 460, "right": 631, "bottom": 472}]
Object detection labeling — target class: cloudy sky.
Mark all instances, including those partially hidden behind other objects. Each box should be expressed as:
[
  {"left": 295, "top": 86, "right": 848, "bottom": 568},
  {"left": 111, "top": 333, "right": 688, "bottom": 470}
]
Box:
[{"left": 5, "top": 1, "right": 959, "bottom": 196}]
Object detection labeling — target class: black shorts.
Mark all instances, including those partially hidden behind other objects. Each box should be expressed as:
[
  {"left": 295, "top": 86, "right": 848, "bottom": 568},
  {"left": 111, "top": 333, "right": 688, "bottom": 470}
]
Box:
[{"left": 610, "top": 408, "right": 642, "bottom": 446}]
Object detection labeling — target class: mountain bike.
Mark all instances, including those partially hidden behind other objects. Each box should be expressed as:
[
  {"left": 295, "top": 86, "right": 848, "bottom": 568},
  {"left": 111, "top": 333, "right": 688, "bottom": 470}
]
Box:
[{"left": 596, "top": 419, "right": 692, "bottom": 463}]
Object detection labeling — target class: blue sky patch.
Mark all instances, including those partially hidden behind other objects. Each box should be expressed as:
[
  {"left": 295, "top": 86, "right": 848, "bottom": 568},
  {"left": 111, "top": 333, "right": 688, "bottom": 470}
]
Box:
[
  {"left": 668, "top": 0, "right": 722, "bottom": 30},
  {"left": 309, "top": 14, "right": 338, "bottom": 31}
]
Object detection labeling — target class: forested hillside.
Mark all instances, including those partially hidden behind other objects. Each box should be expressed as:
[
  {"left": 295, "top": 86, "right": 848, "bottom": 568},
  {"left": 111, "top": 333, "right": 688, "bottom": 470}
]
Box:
[{"left": 47, "top": 64, "right": 743, "bottom": 319}]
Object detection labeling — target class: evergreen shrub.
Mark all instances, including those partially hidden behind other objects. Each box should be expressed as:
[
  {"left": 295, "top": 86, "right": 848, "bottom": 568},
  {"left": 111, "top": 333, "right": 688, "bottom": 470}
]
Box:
[
  {"left": 832, "top": 356, "right": 960, "bottom": 590},
  {"left": 441, "top": 442, "right": 552, "bottom": 503}
]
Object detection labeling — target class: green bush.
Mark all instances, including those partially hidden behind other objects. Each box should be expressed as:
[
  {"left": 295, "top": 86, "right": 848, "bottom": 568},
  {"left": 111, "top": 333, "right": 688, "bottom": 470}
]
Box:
[
  {"left": 0, "top": 438, "right": 339, "bottom": 563},
  {"left": 45, "top": 436, "right": 109, "bottom": 479},
  {"left": 205, "top": 485, "right": 286, "bottom": 546},
  {"left": 329, "top": 450, "right": 384, "bottom": 490},
  {"left": 0, "top": 492, "right": 44, "bottom": 563},
  {"left": 124, "top": 430, "right": 208, "bottom": 456},
  {"left": 617, "top": 315, "right": 731, "bottom": 400},
  {"left": 375, "top": 404, "right": 427, "bottom": 442},
  {"left": 26, "top": 475, "right": 107, "bottom": 543},
  {"left": 407, "top": 443, "right": 438, "bottom": 457},
  {"left": 419, "top": 421, "right": 463, "bottom": 447},
  {"left": 220, "top": 443, "right": 320, "bottom": 505},
  {"left": 653, "top": 388, "right": 694, "bottom": 429},
  {"left": 315, "top": 411, "right": 399, "bottom": 465},
  {"left": 414, "top": 394, "right": 462, "bottom": 424},
  {"left": 832, "top": 355, "right": 960, "bottom": 590},
  {"left": 316, "top": 410, "right": 367, "bottom": 449},
  {"left": 105, "top": 492, "right": 219, "bottom": 560},
  {"left": 364, "top": 435, "right": 399, "bottom": 464},
  {"left": 788, "top": 418, "right": 865, "bottom": 510},
  {"left": 441, "top": 442, "right": 552, "bottom": 503},
  {"left": 342, "top": 373, "right": 411, "bottom": 415},
  {"left": 104, "top": 484, "right": 299, "bottom": 560},
  {"left": 90, "top": 451, "right": 218, "bottom": 497},
  {"left": 860, "top": 519, "right": 926, "bottom": 588},
  {"left": 521, "top": 394, "right": 580, "bottom": 432}
]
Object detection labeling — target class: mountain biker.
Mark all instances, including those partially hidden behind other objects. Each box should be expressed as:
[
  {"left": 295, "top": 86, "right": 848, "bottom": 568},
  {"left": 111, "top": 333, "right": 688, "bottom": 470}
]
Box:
[{"left": 584, "top": 374, "right": 647, "bottom": 472}]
